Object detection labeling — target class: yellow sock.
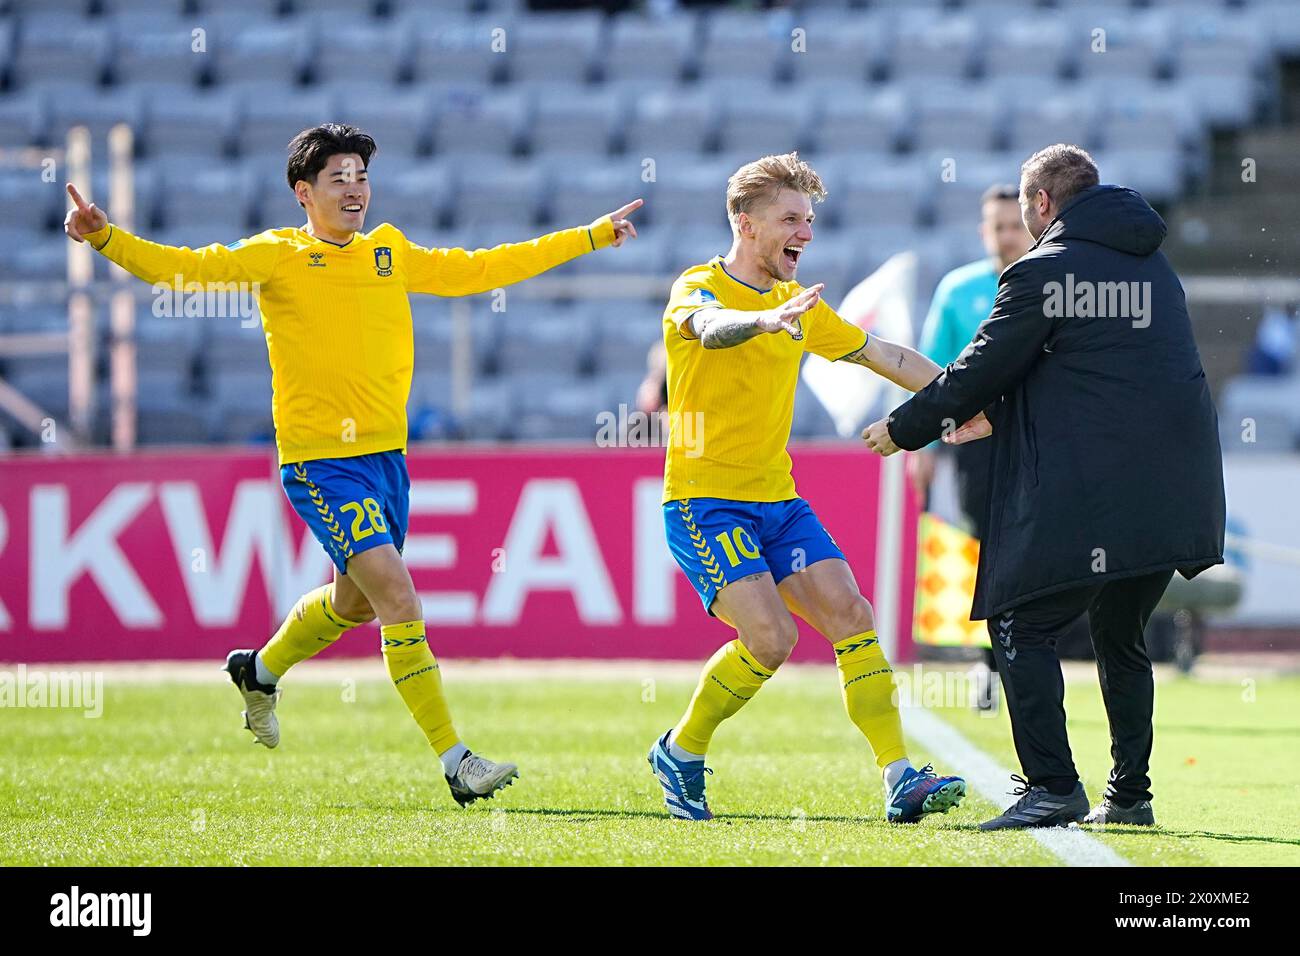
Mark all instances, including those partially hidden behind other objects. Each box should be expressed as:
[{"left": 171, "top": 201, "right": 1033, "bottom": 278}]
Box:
[
  {"left": 381, "top": 621, "right": 459, "bottom": 755},
  {"left": 672, "top": 639, "right": 774, "bottom": 756},
  {"left": 258, "top": 584, "right": 361, "bottom": 678},
  {"left": 834, "top": 630, "right": 907, "bottom": 768}
]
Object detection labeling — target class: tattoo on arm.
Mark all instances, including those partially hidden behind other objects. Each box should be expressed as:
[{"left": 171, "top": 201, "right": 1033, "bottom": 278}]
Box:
[
  {"left": 837, "top": 339, "right": 942, "bottom": 392},
  {"left": 693, "top": 309, "right": 764, "bottom": 350},
  {"left": 839, "top": 345, "right": 872, "bottom": 368}
]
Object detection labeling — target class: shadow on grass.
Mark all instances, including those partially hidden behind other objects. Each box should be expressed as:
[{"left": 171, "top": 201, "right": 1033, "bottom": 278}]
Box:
[
  {"left": 495, "top": 806, "right": 888, "bottom": 825},
  {"left": 1071, "top": 719, "right": 1300, "bottom": 738},
  {"left": 1094, "top": 826, "right": 1300, "bottom": 848}
]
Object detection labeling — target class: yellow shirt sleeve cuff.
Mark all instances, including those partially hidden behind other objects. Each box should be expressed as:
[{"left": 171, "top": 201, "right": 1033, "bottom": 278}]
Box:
[
  {"left": 586, "top": 215, "right": 616, "bottom": 251},
  {"left": 83, "top": 224, "right": 113, "bottom": 251}
]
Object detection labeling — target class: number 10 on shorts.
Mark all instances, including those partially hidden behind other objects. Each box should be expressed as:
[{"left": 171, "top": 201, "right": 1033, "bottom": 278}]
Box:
[{"left": 714, "top": 526, "right": 759, "bottom": 567}]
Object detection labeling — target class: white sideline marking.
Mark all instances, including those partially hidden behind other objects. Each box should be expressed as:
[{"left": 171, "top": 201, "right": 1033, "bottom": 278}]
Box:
[{"left": 904, "top": 706, "right": 1130, "bottom": 868}]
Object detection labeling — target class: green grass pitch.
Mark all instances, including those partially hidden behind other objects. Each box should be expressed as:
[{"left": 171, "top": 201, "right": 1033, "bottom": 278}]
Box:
[{"left": 1, "top": 662, "right": 1297, "bottom": 866}]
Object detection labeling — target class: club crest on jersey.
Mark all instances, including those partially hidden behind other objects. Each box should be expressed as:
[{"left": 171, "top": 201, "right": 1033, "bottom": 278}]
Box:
[{"left": 374, "top": 247, "right": 393, "bottom": 277}]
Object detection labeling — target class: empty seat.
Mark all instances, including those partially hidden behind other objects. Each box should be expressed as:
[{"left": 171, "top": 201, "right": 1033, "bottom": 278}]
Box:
[
  {"left": 143, "top": 87, "right": 237, "bottom": 159},
  {"left": 1092, "top": 80, "right": 1198, "bottom": 151},
  {"left": 603, "top": 14, "right": 695, "bottom": 84},
  {"left": 907, "top": 81, "right": 1003, "bottom": 153},
  {"left": 410, "top": 17, "right": 500, "bottom": 87},
  {"left": 927, "top": 152, "right": 1023, "bottom": 227},
  {"left": 787, "top": 14, "right": 884, "bottom": 86},
  {"left": 0, "top": 88, "right": 46, "bottom": 147},
  {"left": 808, "top": 83, "right": 909, "bottom": 155},
  {"left": 980, "top": 13, "right": 1071, "bottom": 83},
  {"left": 646, "top": 155, "right": 737, "bottom": 230},
  {"left": 311, "top": 18, "right": 410, "bottom": 86},
  {"left": 544, "top": 160, "right": 644, "bottom": 232},
  {"left": 364, "top": 162, "right": 452, "bottom": 234},
  {"left": 697, "top": 11, "right": 795, "bottom": 84},
  {"left": 666, "top": 224, "right": 733, "bottom": 275},
  {"left": 43, "top": 84, "right": 144, "bottom": 142},
  {"left": 1248, "top": 0, "right": 1300, "bottom": 56},
  {"left": 515, "top": 378, "right": 607, "bottom": 440},
  {"left": 571, "top": 230, "right": 668, "bottom": 276},
  {"left": 211, "top": 22, "right": 310, "bottom": 88},
  {"left": 623, "top": 86, "right": 717, "bottom": 159},
  {"left": 591, "top": 306, "right": 661, "bottom": 375},
  {"left": 0, "top": 227, "right": 65, "bottom": 279},
  {"left": 0, "top": 168, "right": 61, "bottom": 231},
  {"left": 838, "top": 162, "right": 925, "bottom": 230},
  {"left": 105, "top": 0, "right": 194, "bottom": 14},
  {"left": 447, "top": 158, "right": 545, "bottom": 229},
  {"left": 463, "top": 379, "right": 516, "bottom": 439},
  {"left": 0, "top": 303, "right": 68, "bottom": 334},
  {"left": 109, "top": 14, "right": 205, "bottom": 88},
  {"left": 503, "top": 12, "right": 602, "bottom": 85},
  {"left": 134, "top": 366, "right": 193, "bottom": 414},
  {"left": 13, "top": 12, "right": 109, "bottom": 88},
  {"left": 888, "top": 11, "right": 979, "bottom": 82},
  {"left": 1072, "top": 9, "right": 1173, "bottom": 82},
  {"left": 1004, "top": 88, "right": 1099, "bottom": 154},
  {"left": 5, "top": 356, "right": 70, "bottom": 417},
  {"left": 528, "top": 83, "right": 624, "bottom": 156},
  {"left": 431, "top": 87, "right": 527, "bottom": 159},
  {"left": 1096, "top": 147, "right": 1185, "bottom": 203},
  {"left": 497, "top": 311, "right": 590, "bottom": 377},
  {"left": 332, "top": 85, "right": 435, "bottom": 158},
  {"left": 155, "top": 159, "right": 255, "bottom": 233},
  {"left": 235, "top": 89, "right": 335, "bottom": 156},
  {"left": 714, "top": 85, "right": 813, "bottom": 157}
]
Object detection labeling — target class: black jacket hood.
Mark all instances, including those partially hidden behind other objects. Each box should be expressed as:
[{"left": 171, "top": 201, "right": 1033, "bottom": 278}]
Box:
[{"left": 1034, "top": 184, "right": 1168, "bottom": 257}]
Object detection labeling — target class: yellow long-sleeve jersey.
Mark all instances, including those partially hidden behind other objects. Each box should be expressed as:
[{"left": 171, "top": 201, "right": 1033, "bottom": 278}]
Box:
[{"left": 84, "top": 218, "right": 616, "bottom": 464}]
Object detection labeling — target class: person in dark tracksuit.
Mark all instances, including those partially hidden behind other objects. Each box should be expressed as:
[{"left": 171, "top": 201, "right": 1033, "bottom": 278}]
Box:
[{"left": 861, "top": 144, "right": 1226, "bottom": 830}]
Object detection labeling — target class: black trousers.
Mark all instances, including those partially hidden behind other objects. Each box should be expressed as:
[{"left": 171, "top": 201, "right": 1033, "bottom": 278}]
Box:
[{"left": 986, "top": 569, "right": 1174, "bottom": 803}]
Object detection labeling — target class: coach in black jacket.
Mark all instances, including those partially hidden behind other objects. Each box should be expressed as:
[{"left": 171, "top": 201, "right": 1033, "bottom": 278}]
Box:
[{"left": 863, "top": 145, "right": 1225, "bottom": 830}]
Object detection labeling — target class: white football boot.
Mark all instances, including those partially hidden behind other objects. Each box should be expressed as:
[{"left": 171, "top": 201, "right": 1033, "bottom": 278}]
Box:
[
  {"left": 446, "top": 752, "right": 519, "bottom": 806},
  {"left": 223, "top": 649, "right": 281, "bottom": 748}
]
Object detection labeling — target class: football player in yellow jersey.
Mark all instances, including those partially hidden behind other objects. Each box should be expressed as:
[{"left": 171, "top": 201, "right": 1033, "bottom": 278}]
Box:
[
  {"left": 649, "top": 152, "right": 973, "bottom": 822},
  {"left": 65, "top": 123, "right": 641, "bottom": 807}
]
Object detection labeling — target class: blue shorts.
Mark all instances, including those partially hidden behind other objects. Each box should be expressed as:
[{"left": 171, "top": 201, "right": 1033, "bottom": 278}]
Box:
[
  {"left": 664, "top": 497, "right": 846, "bottom": 615},
  {"left": 281, "top": 450, "right": 410, "bottom": 574}
]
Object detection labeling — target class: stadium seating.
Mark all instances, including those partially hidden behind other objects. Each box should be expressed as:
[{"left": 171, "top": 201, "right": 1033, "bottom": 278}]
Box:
[{"left": 0, "top": 0, "right": 1286, "bottom": 445}]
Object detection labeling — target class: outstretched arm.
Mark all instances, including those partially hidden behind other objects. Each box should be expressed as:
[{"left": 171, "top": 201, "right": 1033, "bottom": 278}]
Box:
[
  {"left": 838, "top": 335, "right": 944, "bottom": 393},
  {"left": 64, "top": 183, "right": 279, "bottom": 286},
  {"left": 688, "top": 283, "right": 824, "bottom": 349},
  {"left": 405, "top": 198, "right": 642, "bottom": 297}
]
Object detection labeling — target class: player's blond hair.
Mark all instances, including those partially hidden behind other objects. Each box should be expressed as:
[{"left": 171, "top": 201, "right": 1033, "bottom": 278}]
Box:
[{"left": 726, "top": 152, "right": 827, "bottom": 226}]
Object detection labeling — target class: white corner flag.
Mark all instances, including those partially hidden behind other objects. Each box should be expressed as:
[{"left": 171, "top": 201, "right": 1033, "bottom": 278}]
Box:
[{"left": 801, "top": 250, "right": 919, "bottom": 659}]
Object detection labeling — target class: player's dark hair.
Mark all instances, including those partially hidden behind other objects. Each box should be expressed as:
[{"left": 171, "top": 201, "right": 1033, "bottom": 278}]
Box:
[
  {"left": 1020, "top": 144, "right": 1099, "bottom": 208},
  {"left": 285, "top": 123, "right": 378, "bottom": 207},
  {"left": 981, "top": 183, "right": 1019, "bottom": 205}
]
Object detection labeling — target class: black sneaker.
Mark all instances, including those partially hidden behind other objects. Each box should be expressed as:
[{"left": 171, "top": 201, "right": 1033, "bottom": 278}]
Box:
[
  {"left": 1083, "top": 797, "right": 1155, "bottom": 826},
  {"left": 978, "top": 776, "right": 1089, "bottom": 830}
]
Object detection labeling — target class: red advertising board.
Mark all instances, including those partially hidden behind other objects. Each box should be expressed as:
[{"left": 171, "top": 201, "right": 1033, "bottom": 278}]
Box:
[{"left": 0, "top": 444, "right": 917, "bottom": 663}]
